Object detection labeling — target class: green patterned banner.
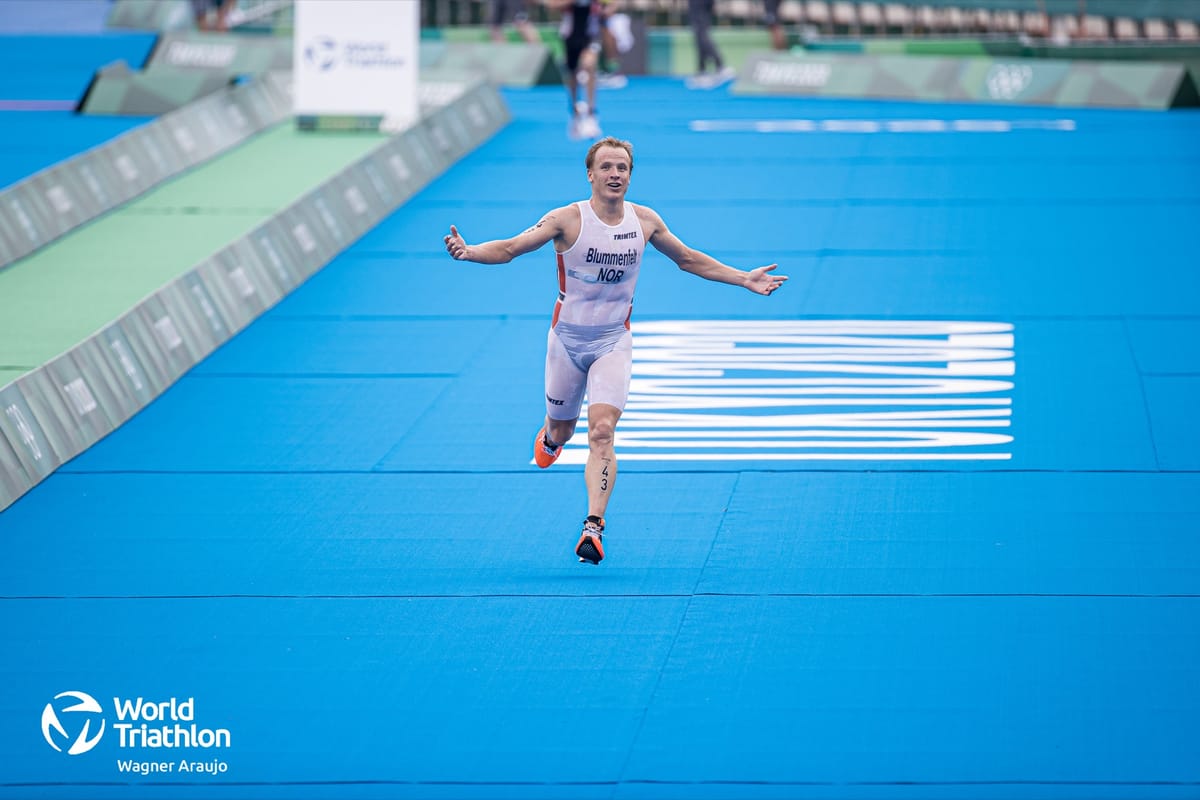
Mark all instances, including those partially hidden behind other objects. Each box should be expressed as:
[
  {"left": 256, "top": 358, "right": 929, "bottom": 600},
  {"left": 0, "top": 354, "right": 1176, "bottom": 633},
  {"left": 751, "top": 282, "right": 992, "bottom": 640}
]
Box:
[
  {"left": 0, "top": 412, "right": 30, "bottom": 510},
  {"left": 421, "top": 41, "right": 562, "bottom": 87},
  {"left": 79, "top": 61, "right": 238, "bottom": 116},
  {"left": 83, "top": 40, "right": 553, "bottom": 117},
  {"left": 734, "top": 51, "right": 1199, "bottom": 109},
  {"left": 1, "top": 73, "right": 292, "bottom": 275},
  {"left": 803, "top": 39, "right": 1200, "bottom": 87},
  {"left": 107, "top": 0, "right": 295, "bottom": 31},
  {"left": 0, "top": 79, "right": 509, "bottom": 511},
  {"left": 148, "top": 31, "right": 293, "bottom": 74},
  {"left": 107, "top": 0, "right": 194, "bottom": 31},
  {"left": 0, "top": 382, "right": 59, "bottom": 490}
]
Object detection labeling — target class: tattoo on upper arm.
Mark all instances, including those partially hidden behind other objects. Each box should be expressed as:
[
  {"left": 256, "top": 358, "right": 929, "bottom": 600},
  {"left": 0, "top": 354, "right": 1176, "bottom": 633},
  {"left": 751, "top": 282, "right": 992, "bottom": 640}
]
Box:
[{"left": 522, "top": 215, "right": 554, "bottom": 236}]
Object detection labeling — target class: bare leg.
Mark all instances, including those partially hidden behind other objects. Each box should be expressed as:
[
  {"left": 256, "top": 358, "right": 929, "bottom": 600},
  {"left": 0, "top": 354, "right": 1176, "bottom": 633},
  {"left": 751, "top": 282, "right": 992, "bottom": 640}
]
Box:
[
  {"left": 578, "top": 47, "right": 597, "bottom": 113},
  {"left": 545, "top": 416, "right": 578, "bottom": 451},
  {"left": 770, "top": 22, "right": 787, "bottom": 50},
  {"left": 515, "top": 19, "right": 540, "bottom": 45},
  {"left": 583, "top": 403, "right": 621, "bottom": 519},
  {"left": 601, "top": 22, "right": 618, "bottom": 70},
  {"left": 579, "top": 47, "right": 598, "bottom": 114},
  {"left": 216, "top": 0, "right": 237, "bottom": 31}
]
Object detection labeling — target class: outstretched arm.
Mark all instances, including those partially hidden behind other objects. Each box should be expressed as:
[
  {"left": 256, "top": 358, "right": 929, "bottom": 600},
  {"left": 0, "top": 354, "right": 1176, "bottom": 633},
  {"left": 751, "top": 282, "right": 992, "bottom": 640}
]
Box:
[
  {"left": 444, "top": 206, "right": 570, "bottom": 264},
  {"left": 638, "top": 205, "right": 787, "bottom": 296}
]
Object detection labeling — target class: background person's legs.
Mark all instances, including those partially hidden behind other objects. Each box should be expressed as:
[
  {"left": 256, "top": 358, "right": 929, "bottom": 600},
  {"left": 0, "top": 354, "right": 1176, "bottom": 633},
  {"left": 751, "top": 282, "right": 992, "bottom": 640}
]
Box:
[{"left": 687, "top": 0, "right": 723, "bottom": 74}]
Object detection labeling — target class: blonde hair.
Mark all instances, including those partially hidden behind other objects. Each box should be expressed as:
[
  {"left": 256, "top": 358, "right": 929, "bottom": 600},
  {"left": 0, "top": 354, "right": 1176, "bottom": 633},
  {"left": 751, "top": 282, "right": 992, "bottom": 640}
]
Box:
[{"left": 585, "top": 136, "right": 634, "bottom": 172}]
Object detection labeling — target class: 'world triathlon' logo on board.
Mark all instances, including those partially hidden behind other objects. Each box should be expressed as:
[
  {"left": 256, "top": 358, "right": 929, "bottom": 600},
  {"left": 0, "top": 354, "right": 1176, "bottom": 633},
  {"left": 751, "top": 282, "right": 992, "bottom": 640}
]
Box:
[
  {"left": 42, "top": 691, "right": 106, "bottom": 755},
  {"left": 304, "top": 37, "right": 337, "bottom": 70},
  {"left": 303, "top": 37, "right": 405, "bottom": 71}
]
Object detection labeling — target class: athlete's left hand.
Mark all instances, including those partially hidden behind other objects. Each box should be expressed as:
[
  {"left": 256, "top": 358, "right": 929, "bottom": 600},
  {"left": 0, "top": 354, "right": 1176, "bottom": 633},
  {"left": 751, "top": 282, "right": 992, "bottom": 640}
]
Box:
[{"left": 746, "top": 264, "right": 788, "bottom": 296}]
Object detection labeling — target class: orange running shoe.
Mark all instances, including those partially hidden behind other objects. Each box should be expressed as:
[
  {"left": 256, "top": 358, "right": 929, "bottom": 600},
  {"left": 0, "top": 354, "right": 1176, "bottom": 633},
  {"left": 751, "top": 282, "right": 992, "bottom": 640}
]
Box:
[
  {"left": 575, "top": 516, "right": 605, "bottom": 565},
  {"left": 533, "top": 425, "right": 562, "bottom": 468}
]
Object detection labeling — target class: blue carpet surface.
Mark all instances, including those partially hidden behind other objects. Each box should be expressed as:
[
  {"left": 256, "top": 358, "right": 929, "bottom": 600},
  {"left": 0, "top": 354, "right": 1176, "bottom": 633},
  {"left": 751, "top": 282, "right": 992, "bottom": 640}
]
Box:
[
  {"left": 2, "top": 76, "right": 1199, "bottom": 798},
  {"left": 0, "top": 29, "right": 153, "bottom": 190},
  {"left": 0, "top": 1, "right": 117, "bottom": 34}
]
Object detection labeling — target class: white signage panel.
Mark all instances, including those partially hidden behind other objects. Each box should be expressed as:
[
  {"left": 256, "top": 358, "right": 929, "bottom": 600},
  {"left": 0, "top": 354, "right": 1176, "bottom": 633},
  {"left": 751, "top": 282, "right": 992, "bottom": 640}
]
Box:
[{"left": 293, "top": 0, "right": 419, "bottom": 126}]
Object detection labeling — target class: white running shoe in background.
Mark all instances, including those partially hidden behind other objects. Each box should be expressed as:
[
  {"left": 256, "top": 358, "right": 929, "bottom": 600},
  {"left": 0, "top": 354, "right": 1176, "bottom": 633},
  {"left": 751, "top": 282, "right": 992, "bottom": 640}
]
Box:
[
  {"left": 687, "top": 66, "right": 737, "bottom": 90},
  {"left": 577, "top": 113, "right": 602, "bottom": 139},
  {"left": 597, "top": 72, "right": 628, "bottom": 89}
]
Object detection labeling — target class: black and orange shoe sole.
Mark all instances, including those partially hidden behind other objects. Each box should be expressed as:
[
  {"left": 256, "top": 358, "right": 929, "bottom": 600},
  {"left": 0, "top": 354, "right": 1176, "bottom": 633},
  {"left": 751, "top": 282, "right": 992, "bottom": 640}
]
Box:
[{"left": 575, "top": 532, "right": 604, "bottom": 565}]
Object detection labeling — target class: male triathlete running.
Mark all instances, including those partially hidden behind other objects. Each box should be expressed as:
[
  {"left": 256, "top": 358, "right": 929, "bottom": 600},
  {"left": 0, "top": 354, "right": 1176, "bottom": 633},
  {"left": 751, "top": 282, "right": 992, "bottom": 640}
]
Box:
[{"left": 444, "top": 137, "right": 787, "bottom": 564}]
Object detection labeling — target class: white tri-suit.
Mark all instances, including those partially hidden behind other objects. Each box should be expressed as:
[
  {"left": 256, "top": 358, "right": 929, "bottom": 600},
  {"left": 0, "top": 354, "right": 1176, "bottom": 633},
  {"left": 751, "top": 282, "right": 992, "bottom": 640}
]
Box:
[{"left": 544, "top": 200, "right": 645, "bottom": 420}]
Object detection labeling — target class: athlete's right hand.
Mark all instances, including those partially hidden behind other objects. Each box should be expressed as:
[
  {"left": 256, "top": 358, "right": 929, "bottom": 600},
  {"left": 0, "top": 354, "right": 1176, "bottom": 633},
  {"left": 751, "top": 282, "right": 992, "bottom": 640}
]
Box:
[{"left": 444, "top": 225, "right": 469, "bottom": 260}]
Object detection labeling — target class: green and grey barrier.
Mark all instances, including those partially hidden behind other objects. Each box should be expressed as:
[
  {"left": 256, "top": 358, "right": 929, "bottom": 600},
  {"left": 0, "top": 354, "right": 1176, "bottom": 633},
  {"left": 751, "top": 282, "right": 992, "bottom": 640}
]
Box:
[
  {"left": 147, "top": 30, "right": 294, "bottom": 74},
  {"left": 0, "top": 78, "right": 509, "bottom": 512},
  {"left": 78, "top": 60, "right": 240, "bottom": 115},
  {"left": 646, "top": 28, "right": 779, "bottom": 76},
  {"left": 79, "top": 33, "right": 295, "bottom": 117},
  {"left": 107, "top": 0, "right": 295, "bottom": 32},
  {"left": 733, "top": 51, "right": 1200, "bottom": 109},
  {"left": 82, "top": 39, "right": 553, "bottom": 116},
  {"left": 428, "top": 21, "right": 653, "bottom": 78},
  {"left": 801, "top": 38, "right": 1200, "bottom": 86},
  {"left": 107, "top": 0, "right": 194, "bottom": 31},
  {"left": 1, "top": 72, "right": 292, "bottom": 275},
  {"left": 421, "top": 41, "right": 563, "bottom": 87},
  {"left": 1015, "top": 42, "right": 1200, "bottom": 89},
  {"left": 424, "top": 22, "right": 1200, "bottom": 79}
]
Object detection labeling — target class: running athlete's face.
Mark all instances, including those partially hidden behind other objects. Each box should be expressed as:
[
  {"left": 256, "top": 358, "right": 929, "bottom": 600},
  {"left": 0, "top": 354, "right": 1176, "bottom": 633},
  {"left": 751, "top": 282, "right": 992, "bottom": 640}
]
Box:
[{"left": 588, "top": 146, "right": 631, "bottom": 201}]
